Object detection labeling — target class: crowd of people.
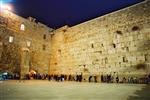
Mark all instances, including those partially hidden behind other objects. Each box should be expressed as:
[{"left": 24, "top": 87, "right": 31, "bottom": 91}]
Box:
[
  {"left": 25, "top": 73, "right": 83, "bottom": 82},
  {"left": 1, "top": 72, "right": 150, "bottom": 84},
  {"left": 24, "top": 73, "right": 150, "bottom": 84},
  {"left": 100, "top": 74, "right": 150, "bottom": 84}
]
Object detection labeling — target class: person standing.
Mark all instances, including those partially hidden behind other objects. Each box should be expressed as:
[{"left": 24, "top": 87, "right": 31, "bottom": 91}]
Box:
[
  {"left": 101, "top": 74, "right": 104, "bottom": 82},
  {"left": 116, "top": 76, "right": 119, "bottom": 83}
]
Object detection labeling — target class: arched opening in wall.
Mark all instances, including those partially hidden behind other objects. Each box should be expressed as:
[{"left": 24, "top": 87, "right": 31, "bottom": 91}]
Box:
[{"left": 132, "top": 26, "right": 140, "bottom": 31}]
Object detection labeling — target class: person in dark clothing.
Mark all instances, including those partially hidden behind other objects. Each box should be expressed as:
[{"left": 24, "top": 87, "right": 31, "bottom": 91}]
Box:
[
  {"left": 116, "top": 76, "right": 119, "bottom": 83},
  {"left": 48, "top": 75, "right": 51, "bottom": 81},
  {"left": 89, "top": 76, "right": 92, "bottom": 82},
  {"left": 101, "top": 75, "right": 104, "bottom": 82},
  {"left": 64, "top": 75, "right": 67, "bottom": 81},
  {"left": 148, "top": 74, "right": 150, "bottom": 82},
  {"left": 107, "top": 74, "right": 111, "bottom": 83},
  {"left": 68, "top": 75, "right": 71, "bottom": 81},
  {"left": 79, "top": 74, "right": 82, "bottom": 82},
  {"left": 76, "top": 75, "right": 79, "bottom": 82},
  {"left": 26, "top": 74, "right": 30, "bottom": 80},
  {"left": 123, "top": 77, "right": 126, "bottom": 83}
]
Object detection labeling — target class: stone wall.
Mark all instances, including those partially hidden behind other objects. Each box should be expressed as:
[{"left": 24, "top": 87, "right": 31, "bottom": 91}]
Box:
[
  {"left": 0, "top": 10, "right": 53, "bottom": 74},
  {"left": 0, "top": 0, "right": 150, "bottom": 80},
  {"left": 50, "top": 0, "right": 150, "bottom": 79}
]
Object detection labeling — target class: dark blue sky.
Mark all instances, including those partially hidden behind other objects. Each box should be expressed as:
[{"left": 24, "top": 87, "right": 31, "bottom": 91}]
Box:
[{"left": 4, "top": 0, "right": 144, "bottom": 29}]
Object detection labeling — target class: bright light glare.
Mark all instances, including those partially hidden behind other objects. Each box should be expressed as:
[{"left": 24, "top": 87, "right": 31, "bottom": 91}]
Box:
[
  {"left": 0, "top": 0, "right": 2, "bottom": 11},
  {"left": 1, "top": 4, "right": 11, "bottom": 10},
  {"left": 0, "top": 0, "right": 12, "bottom": 11}
]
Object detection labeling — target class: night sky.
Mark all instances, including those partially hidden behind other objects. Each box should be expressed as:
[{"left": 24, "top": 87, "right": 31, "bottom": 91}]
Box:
[{"left": 2, "top": 0, "right": 144, "bottom": 29}]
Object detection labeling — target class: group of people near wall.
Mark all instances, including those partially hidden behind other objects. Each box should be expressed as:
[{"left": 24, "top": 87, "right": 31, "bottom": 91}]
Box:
[
  {"left": 23, "top": 73, "right": 150, "bottom": 84},
  {"left": 0, "top": 72, "right": 20, "bottom": 80},
  {"left": 24, "top": 73, "right": 82, "bottom": 82},
  {"left": 100, "top": 74, "right": 150, "bottom": 84},
  {"left": 25, "top": 73, "right": 48, "bottom": 80},
  {"left": 1, "top": 71, "right": 150, "bottom": 84}
]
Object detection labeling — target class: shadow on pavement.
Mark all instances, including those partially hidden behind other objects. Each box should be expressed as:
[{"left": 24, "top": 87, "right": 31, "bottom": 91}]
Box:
[{"left": 127, "top": 84, "right": 150, "bottom": 100}]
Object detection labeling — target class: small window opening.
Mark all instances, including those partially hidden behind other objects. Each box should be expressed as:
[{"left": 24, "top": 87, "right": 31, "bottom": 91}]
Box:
[
  {"left": 20, "top": 24, "right": 25, "bottom": 31},
  {"left": 9, "top": 36, "right": 14, "bottom": 43}
]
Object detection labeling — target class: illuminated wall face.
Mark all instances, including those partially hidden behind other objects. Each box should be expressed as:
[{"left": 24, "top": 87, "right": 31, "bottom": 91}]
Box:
[
  {"left": 0, "top": 9, "right": 53, "bottom": 74},
  {"left": 50, "top": 0, "right": 150, "bottom": 77}
]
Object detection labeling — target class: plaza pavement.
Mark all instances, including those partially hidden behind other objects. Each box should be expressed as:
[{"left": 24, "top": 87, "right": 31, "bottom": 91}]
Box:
[{"left": 0, "top": 80, "right": 150, "bottom": 100}]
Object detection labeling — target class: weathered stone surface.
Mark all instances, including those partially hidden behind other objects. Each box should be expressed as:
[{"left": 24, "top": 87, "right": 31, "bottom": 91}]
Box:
[
  {"left": 0, "top": 1, "right": 150, "bottom": 80},
  {"left": 0, "top": 11, "right": 53, "bottom": 75},
  {"left": 50, "top": 0, "right": 150, "bottom": 78}
]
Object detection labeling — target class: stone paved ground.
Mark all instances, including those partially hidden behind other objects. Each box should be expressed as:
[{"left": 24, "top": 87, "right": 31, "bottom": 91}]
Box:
[{"left": 0, "top": 80, "right": 150, "bottom": 100}]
